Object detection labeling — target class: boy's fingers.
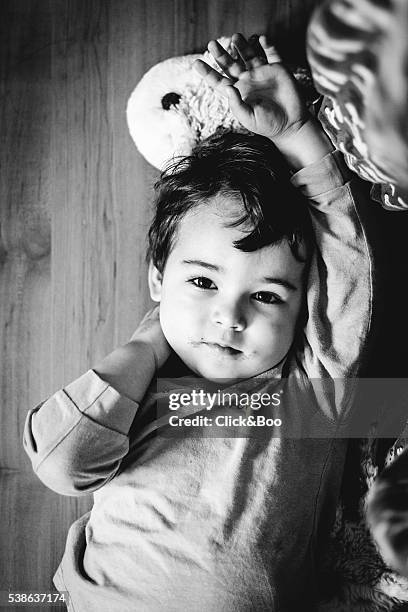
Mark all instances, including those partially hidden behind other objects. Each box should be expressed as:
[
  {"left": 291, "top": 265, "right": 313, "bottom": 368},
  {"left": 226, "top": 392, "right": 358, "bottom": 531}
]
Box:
[
  {"left": 193, "top": 60, "right": 252, "bottom": 122},
  {"left": 193, "top": 59, "right": 232, "bottom": 94},
  {"left": 259, "top": 36, "right": 281, "bottom": 64},
  {"left": 248, "top": 34, "right": 269, "bottom": 63},
  {"left": 207, "top": 40, "right": 244, "bottom": 79},
  {"left": 231, "top": 32, "right": 267, "bottom": 69}
]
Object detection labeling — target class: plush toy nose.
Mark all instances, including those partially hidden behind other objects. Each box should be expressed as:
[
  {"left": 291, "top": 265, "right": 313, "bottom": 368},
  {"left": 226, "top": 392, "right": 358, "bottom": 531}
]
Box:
[{"left": 161, "top": 92, "right": 181, "bottom": 110}]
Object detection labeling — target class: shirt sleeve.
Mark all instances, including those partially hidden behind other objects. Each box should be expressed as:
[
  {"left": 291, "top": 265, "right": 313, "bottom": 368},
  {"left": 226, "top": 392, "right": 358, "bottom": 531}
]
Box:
[
  {"left": 291, "top": 150, "right": 373, "bottom": 378},
  {"left": 23, "top": 369, "right": 139, "bottom": 496}
]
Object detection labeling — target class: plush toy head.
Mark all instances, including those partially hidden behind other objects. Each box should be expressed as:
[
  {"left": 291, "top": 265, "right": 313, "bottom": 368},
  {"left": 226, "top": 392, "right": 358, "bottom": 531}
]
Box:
[{"left": 127, "top": 37, "right": 318, "bottom": 170}]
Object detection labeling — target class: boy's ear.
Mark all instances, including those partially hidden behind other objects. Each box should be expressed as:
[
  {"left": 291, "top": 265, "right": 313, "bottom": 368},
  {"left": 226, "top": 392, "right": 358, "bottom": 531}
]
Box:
[{"left": 148, "top": 261, "right": 163, "bottom": 302}]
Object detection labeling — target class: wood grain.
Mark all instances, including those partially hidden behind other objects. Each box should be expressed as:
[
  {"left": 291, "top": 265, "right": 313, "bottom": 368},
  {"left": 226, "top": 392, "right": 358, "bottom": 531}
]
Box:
[
  {"left": 0, "top": 469, "right": 92, "bottom": 611},
  {"left": 0, "top": 1, "right": 53, "bottom": 469}
]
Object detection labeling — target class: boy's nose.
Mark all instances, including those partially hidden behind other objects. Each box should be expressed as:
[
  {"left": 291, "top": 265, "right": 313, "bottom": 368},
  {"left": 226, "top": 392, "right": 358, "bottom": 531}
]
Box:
[{"left": 211, "top": 299, "right": 247, "bottom": 332}]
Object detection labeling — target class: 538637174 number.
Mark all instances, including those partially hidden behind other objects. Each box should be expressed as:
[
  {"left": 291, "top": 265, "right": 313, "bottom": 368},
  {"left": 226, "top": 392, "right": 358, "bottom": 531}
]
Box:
[{"left": 0, "top": 592, "right": 69, "bottom": 607}]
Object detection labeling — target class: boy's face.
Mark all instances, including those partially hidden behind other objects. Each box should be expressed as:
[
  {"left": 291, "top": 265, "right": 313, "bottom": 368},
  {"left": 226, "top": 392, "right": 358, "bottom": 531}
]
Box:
[{"left": 149, "top": 195, "right": 307, "bottom": 383}]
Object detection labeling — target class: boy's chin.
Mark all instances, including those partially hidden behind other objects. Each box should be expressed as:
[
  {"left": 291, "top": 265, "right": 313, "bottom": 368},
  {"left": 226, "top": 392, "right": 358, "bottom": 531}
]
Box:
[
  {"left": 187, "top": 363, "right": 264, "bottom": 385},
  {"left": 170, "top": 345, "right": 283, "bottom": 384},
  {"left": 199, "top": 373, "right": 242, "bottom": 386},
  {"left": 179, "top": 361, "right": 244, "bottom": 384}
]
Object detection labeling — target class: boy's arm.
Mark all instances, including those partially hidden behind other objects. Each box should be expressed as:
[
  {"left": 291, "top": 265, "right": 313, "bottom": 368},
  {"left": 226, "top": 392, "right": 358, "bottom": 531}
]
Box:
[
  {"left": 196, "top": 35, "right": 373, "bottom": 377},
  {"left": 23, "top": 307, "right": 170, "bottom": 496},
  {"left": 273, "top": 115, "right": 373, "bottom": 377},
  {"left": 289, "top": 140, "right": 372, "bottom": 378}
]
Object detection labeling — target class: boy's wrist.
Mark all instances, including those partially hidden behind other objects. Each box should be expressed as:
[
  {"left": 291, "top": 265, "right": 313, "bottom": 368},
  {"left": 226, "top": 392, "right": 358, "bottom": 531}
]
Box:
[
  {"left": 271, "top": 117, "right": 335, "bottom": 172},
  {"left": 93, "top": 340, "right": 157, "bottom": 404}
]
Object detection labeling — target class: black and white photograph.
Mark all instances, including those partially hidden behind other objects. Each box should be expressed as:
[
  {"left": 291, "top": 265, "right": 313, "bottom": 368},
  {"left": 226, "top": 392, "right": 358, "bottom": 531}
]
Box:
[{"left": 2, "top": 1, "right": 408, "bottom": 610}]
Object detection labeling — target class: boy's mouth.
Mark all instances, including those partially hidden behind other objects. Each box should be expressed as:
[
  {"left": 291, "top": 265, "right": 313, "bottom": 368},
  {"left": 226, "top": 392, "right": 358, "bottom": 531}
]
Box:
[{"left": 202, "top": 341, "right": 242, "bottom": 356}]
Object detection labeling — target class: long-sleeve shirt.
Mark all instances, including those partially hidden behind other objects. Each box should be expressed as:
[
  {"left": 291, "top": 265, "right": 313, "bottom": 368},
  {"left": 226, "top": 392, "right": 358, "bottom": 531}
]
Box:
[{"left": 23, "top": 151, "right": 373, "bottom": 612}]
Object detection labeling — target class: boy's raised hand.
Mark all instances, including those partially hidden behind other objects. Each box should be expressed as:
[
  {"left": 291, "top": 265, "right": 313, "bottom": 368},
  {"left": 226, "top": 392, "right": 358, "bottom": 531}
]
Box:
[{"left": 194, "top": 34, "right": 309, "bottom": 145}]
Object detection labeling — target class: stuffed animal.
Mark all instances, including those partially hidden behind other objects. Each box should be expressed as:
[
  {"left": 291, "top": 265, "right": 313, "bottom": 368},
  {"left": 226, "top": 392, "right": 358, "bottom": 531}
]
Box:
[{"left": 126, "top": 37, "right": 319, "bottom": 170}]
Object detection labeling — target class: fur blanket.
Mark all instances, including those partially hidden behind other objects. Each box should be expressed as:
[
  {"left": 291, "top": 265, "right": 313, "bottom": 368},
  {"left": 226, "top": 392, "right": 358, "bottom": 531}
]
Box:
[{"left": 318, "top": 438, "right": 408, "bottom": 611}]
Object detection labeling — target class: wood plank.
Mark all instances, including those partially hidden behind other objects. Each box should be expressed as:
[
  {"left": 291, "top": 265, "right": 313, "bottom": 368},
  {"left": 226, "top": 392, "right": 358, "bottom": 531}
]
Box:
[
  {"left": 0, "top": 0, "right": 53, "bottom": 469},
  {"left": 0, "top": 469, "right": 92, "bottom": 612}
]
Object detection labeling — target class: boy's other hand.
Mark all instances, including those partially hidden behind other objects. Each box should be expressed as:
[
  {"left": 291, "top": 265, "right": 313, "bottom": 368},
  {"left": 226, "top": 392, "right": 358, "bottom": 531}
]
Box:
[
  {"left": 194, "top": 34, "right": 309, "bottom": 145},
  {"left": 93, "top": 306, "right": 170, "bottom": 402},
  {"left": 130, "top": 306, "right": 171, "bottom": 370}
]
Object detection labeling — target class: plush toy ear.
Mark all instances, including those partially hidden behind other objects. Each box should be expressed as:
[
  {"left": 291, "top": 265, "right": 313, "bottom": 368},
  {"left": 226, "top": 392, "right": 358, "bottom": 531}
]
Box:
[
  {"left": 127, "top": 54, "right": 203, "bottom": 170},
  {"left": 148, "top": 261, "right": 163, "bottom": 302}
]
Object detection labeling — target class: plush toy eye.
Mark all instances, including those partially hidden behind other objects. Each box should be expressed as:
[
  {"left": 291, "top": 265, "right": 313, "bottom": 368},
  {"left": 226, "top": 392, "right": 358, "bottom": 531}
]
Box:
[{"left": 161, "top": 92, "right": 181, "bottom": 110}]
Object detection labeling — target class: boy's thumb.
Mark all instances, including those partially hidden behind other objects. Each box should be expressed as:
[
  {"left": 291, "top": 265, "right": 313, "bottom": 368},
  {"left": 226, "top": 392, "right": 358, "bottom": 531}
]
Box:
[{"left": 225, "top": 86, "right": 250, "bottom": 123}]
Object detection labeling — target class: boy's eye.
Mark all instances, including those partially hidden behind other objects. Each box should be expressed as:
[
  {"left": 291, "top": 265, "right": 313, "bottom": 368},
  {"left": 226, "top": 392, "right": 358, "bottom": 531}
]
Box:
[
  {"left": 190, "top": 277, "right": 216, "bottom": 290},
  {"left": 252, "top": 291, "right": 283, "bottom": 305}
]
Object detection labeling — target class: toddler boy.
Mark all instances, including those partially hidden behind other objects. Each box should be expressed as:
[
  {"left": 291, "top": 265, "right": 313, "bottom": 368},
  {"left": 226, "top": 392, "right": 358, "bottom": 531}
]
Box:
[{"left": 24, "top": 34, "right": 373, "bottom": 611}]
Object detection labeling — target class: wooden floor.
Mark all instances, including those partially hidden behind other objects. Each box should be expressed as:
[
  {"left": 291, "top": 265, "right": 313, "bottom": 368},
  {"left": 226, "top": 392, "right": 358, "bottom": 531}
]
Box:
[{"left": 0, "top": 1, "right": 320, "bottom": 609}]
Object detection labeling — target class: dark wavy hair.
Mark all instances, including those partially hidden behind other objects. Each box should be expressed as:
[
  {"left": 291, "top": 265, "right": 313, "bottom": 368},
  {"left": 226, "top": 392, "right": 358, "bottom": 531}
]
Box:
[{"left": 147, "top": 130, "right": 314, "bottom": 273}]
